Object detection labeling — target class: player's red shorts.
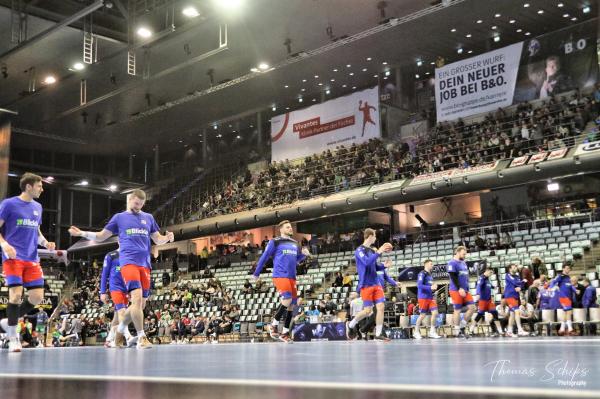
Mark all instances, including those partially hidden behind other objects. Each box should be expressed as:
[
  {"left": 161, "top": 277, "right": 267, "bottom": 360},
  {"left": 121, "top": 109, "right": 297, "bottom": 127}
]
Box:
[
  {"left": 2, "top": 259, "right": 44, "bottom": 288},
  {"left": 360, "top": 285, "right": 385, "bottom": 307},
  {"left": 478, "top": 299, "right": 497, "bottom": 313},
  {"left": 449, "top": 290, "right": 474, "bottom": 310},
  {"left": 121, "top": 264, "right": 151, "bottom": 298},
  {"left": 505, "top": 297, "right": 520, "bottom": 312},
  {"left": 273, "top": 277, "right": 298, "bottom": 304},
  {"left": 559, "top": 297, "right": 573, "bottom": 311},
  {"left": 110, "top": 291, "right": 129, "bottom": 311},
  {"left": 418, "top": 298, "right": 438, "bottom": 313}
]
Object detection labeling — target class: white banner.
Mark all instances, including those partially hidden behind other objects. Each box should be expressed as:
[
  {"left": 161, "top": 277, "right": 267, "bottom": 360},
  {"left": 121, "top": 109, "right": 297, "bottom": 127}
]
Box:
[
  {"left": 270, "top": 87, "right": 380, "bottom": 162},
  {"left": 435, "top": 42, "right": 523, "bottom": 122}
]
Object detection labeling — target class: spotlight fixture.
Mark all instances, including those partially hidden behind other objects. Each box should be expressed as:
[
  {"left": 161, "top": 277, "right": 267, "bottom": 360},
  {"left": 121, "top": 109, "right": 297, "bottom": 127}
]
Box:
[
  {"left": 182, "top": 6, "right": 200, "bottom": 17},
  {"left": 43, "top": 75, "right": 57, "bottom": 85},
  {"left": 547, "top": 182, "right": 559, "bottom": 192},
  {"left": 136, "top": 27, "right": 152, "bottom": 38},
  {"left": 583, "top": 6, "right": 591, "bottom": 14}
]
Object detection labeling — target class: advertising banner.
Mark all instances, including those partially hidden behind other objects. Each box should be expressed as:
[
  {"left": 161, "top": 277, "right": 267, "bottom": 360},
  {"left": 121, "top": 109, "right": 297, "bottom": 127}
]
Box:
[
  {"left": 397, "top": 260, "right": 484, "bottom": 282},
  {"left": 435, "top": 21, "right": 598, "bottom": 121},
  {"left": 270, "top": 87, "right": 380, "bottom": 162},
  {"left": 292, "top": 322, "right": 347, "bottom": 342}
]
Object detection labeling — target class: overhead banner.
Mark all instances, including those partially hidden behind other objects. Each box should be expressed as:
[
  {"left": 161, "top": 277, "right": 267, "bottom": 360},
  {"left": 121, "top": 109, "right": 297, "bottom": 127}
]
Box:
[
  {"left": 435, "top": 21, "right": 598, "bottom": 121},
  {"left": 409, "top": 161, "right": 498, "bottom": 186},
  {"left": 270, "top": 87, "right": 380, "bottom": 162}
]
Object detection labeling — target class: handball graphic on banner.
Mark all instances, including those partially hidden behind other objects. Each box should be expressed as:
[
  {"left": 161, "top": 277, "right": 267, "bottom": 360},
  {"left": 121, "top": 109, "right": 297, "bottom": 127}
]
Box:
[
  {"left": 270, "top": 87, "right": 380, "bottom": 162},
  {"left": 435, "top": 21, "right": 598, "bottom": 121}
]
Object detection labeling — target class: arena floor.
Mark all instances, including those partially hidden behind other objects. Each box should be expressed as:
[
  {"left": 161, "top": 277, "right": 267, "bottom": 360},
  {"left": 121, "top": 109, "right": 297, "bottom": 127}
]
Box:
[{"left": 0, "top": 337, "right": 598, "bottom": 399}]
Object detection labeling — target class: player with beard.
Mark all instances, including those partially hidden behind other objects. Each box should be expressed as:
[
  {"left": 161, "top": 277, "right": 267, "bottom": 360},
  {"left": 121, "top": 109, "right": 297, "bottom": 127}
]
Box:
[{"left": 447, "top": 246, "right": 475, "bottom": 338}]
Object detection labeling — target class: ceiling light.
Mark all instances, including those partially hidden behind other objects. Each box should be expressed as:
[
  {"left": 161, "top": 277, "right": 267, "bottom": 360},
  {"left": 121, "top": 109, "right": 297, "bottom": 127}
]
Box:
[
  {"left": 583, "top": 6, "right": 591, "bottom": 13},
  {"left": 366, "top": 57, "right": 372, "bottom": 61},
  {"left": 547, "top": 182, "right": 559, "bottom": 192},
  {"left": 43, "top": 75, "right": 56, "bottom": 85},
  {"left": 557, "top": 3, "right": 564, "bottom": 7},
  {"left": 439, "top": 221, "right": 445, "bottom": 226},
  {"left": 466, "top": 34, "right": 472, "bottom": 38},
  {"left": 46, "top": 176, "right": 54, "bottom": 182},
  {"left": 258, "top": 62, "right": 269, "bottom": 70},
  {"left": 476, "top": 19, "right": 483, "bottom": 24},
  {"left": 80, "top": 180, "right": 89, "bottom": 186},
  {"left": 318, "top": 82, "right": 323, "bottom": 86},
  {"left": 494, "top": 13, "right": 501, "bottom": 17},
  {"left": 385, "top": 71, "right": 390, "bottom": 76},
  {"left": 346, "top": 64, "right": 351, "bottom": 67},
  {"left": 516, "top": 28, "right": 523, "bottom": 32},
  {"left": 73, "top": 62, "right": 85, "bottom": 71},
  {"left": 523, "top": 3, "right": 530, "bottom": 8},
  {"left": 415, "top": 74, "right": 420, "bottom": 79},
  {"left": 537, "top": 9, "right": 544, "bottom": 14},
  {"left": 284, "top": 85, "right": 289, "bottom": 88},
  {"left": 301, "top": 88, "right": 305, "bottom": 92},
  {"left": 109, "top": 184, "right": 118, "bottom": 191},
  {"left": 382, "top": 61, "right": 387, "bottom": 65},
  {"left": 330, "top": 78, "right": 335, "bottom": 81},
  {"left": 302, "top": 79, "right": 307, "bottom": 82},
  {"left": 457, "top": 48, "right": 463, "bottom": 54},
  {"left": 494, "top": 35, "right": 501, "bottom": 42},
  {"left": 425, "top": 71, "right": 430, "bottom": 75},
  {"left": 430, "top": 62, "right": 435, "bottom": 65},
  {"left": 342, "top": 84, "right": 347, "bottom": 87},
  {"left": 352, "top": 86, "right": 356, "bottom": 90},
  {"left": 217, "top": 134, "right": 222, "bottom": 138},
  {"left": 416, "top": 60, "right": 423, "bottom": 66},
  {"left": 333, "top": 69, "right": 338, "bottom": 72},
  {"left": 136, "top": 27, "right": 152, "bottom": 38},
  {"left": 236, "top": 135, "right": 241, "bottom": 139},
  {"left": 349, "top": 72, "right": 354, "bottom": 76},
  {"left": 571, "top": 17, "right": 578, "bottom": 21},
  {"left": 450, "top": 28, "right": 456, "bottom": 32},
  {"left": 312, "top": 99, "right": 316, "bottom": 102},
  {"left": 213, "top": 124, "right": 218, "bottom": 129},
  {"left": 272, "top": 106, "right": 276, "bottom": 111},
  {"left": 509, "top": 19, "right": 516, "bottom": 24},
  {"left": 250, "top": 67, "right": 259, "bottom": 72},
  {"left": 182, "top": 6, "right": 200, "bottom": 17},
  {"left": 468, "top": 50, "right": 473, "bottom": 54},
  {"left": 314, "top": 75, "right": 319, "bottom": 78},
  {"left": 325, "top": 89, "right": 330, "bottom": 94},
  {"left": 525, "top": 32, "right": 531, "bottom": 35},
  {"left": 563, "top": 13, "right": 569, "bottom": 17},
  {"left": 373, "top": 74, "right": 378, "bottom": 78},
  {"left": 492, "top": 25, "right": 497, "bottom": 29},
  {"left": 362, "top": 68, "right": 367, "bottom": 72}
]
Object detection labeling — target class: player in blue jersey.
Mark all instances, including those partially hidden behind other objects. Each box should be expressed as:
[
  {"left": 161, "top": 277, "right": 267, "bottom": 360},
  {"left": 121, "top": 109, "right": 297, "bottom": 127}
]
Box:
[
  {"left": 549, "top": 263, "right": 578, "bottom": 336},
  {"left": 504, "top": 263, "right": 528, "bottom": 337},
  {"left": 252, "top": 220, "right": 310, "bottom": 343},
  {"left": 69, "top": 190, "right": 174, "bottom": 349},
  {"left": 414, "top": 259, "right": 441, "bottom": 339},
  {"left": 346, "top": 228, "right": 393, "bottom": 342},
  {"left": 471, "top": 265, "right": 502, "bottom": 337},
  {"left": 0, "top": 173, "right": 56, "bottom": 353},
  {"left": 100, "top": 249, "right": 134, "bottom": 348},
  {"left": 447, "top": 246, "right": 475, "bottom": 338}
]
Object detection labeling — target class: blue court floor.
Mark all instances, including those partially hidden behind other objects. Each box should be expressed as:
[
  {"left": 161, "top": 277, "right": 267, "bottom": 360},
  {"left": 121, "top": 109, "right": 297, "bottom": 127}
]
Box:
[{"left": 0, "top": 337, "right": 598, "bottom": 399}]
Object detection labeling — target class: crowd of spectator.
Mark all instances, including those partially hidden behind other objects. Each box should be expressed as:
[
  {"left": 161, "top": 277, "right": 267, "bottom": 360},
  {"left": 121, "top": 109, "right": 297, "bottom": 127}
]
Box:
[{"left": 157, "top": 90, "right": 600, "bottom": 226}]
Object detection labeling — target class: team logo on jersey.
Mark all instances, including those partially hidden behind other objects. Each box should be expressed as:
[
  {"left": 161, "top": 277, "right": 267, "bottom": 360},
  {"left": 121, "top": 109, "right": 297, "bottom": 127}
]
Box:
[
  {"left": 141, "top": 220, "right": 147, "bottom": 225},
  {"left": 16, "top": 218, "right": 39, "bottom": 228},
  {"left": 126, "top": 228, "right": 149, "bottom": 236},
  {"left": 33, "top": 210, "right": 39, "bottom": 216},
  {"left": 282, "top": 249, "right": 297, "bottom": 255}
]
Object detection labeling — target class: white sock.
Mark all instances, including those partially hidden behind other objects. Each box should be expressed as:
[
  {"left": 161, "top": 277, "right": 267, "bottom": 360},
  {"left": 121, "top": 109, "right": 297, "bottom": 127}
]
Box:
[
  {"left": 272, "top": 319, "right": 279, "bottom": 326},
  {"left": 282, "top": 327, "right": 289, "bottom": 334},
  {"left": 7, "top": 325, "right": 17, "bottom": 338},
  {"left": 349, "top": 319, "right": 358, "bottom": 329},
  {"left": 566, "top": 320, "right": 573, "bottom": 331},
  {"left": 124, "top": 329, "right": 132, "bottom": 339},
  {"left": 117, "top": 323, "right": 127, "bottom": 334},
  {"left": 559, "top": 322, "right": 565, "bottom": 331},
  {"left": 375, "top": 325, "right": 383, "bottom": 336},
  {"left": 107, "top": 328, "right": 116, "bottom": 342}
]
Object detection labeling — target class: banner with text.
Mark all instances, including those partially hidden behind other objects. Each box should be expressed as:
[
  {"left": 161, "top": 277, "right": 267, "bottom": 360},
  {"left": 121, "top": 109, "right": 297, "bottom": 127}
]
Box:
[
  {"left": 270, "top": 87, "right": 380, "bottom": 162},
  {"left": 435, "top": 21, "right": 598, "bottom": 121},
  {"left": 397, "top": 260, "right": 484, "bottom": 282}
]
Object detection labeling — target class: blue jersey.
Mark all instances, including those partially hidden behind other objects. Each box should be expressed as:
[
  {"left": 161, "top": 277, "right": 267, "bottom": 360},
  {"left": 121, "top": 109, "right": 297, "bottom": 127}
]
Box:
[
  {"left": 504, "top": 273, "right": 522, "bottom": 299},
  {"left": 417, "top": 270, "right": 434, "bottom": 299},
  {"left": 476, "top": 275, "right": 493, "bottom": 301},
  {"left": 377, "top": 269, "right": 397, "bottom": 289},
  {"left": 0, "top": 196, "right": 43, "bottom": 263},
  {"left": 254, "top": 237, "right": 306, "bottom": 279},
  {"left": 355, "top": 245, "right": 385, "bottom": 289},
  {"left": 103, "top": 211, "right": 159, "bottom": 269},
  {"left": 549, "top": 274, "right": 575, "bottom": 298},
  {"left": 447, "top": 258, "right": 469, "bottom": 291},
  {"left": 538, "top": 287, "right": 555, "bottom": 310},
  {"left": 100, "top": 250, "right": 126, "bottom": 294},
  {"left": 582, "top": 286, "right": 598, "bottom": 308}
]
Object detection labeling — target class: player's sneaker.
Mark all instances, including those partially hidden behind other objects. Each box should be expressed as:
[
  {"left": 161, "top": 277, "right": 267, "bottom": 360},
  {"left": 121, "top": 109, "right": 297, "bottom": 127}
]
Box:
[
  {"left": 136, "top": 336, "right": 153, "bottom": 349},
  {"left": 0, "top": 318, "right": 8, "bottom": 333},
  {"left": 346, "top": 322, "right": 357, "bottom": 340},
  {"left": 468, "top": 324, "right": 476, "bottom": 335},
  {"left": 267, "top": 324, "right": 279, "bottom": 340},
  {"left": 413, "top": 331, "right": 423, "bottom": 340},
  {"left": 517, "top": 330, "right": 529, "bottom": 337},
  {"left": 114, "top": 332, "right": 126, "bottom": 348},
  {"left": 428, "top": 331, "right": 441, "bottom": 339},
  {"left": 373, "top": 334, "right": 390, "bottom": 342},
  {"left": 456, "top": 331, "right": 468, "bottom": 339},
  {"left": 506, "top": 331, "right": 518, "bottom": 338},
  {"left": 127, "top": 335, "right": 139, "bottom": 347},
  {"left": 278, "top": 333, "right": 293, "bottom": 344},
  {"left": 490, "top": 332, "right": 500, "bottom": 338},
  {"left": 8, "top": 337, "right": 22, "bottom": 353}
]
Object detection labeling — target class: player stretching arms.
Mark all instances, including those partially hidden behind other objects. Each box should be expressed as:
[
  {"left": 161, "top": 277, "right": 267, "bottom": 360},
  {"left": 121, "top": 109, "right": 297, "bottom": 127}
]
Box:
[
  {"left": 504, "top": 263, "right": 528, "bottom": 337},
  {"left": 447, "top": 246, "right": 475, "bottom": 338},
  {"left": 414, "top": 259, "right": 441, "bottom": 339},
  {"left": 346, "top": 228, "right": 393, "bottom": 341},
  {"left": 0, "top": 173, "right": 56, "bottom": 353},
  {"left": 69, "top": 189, "right": 173, "bottom": 349},
  {"left": 100, "top": 249, "right": 134, "bottom": 348},
  {"left": 471, "top": 265, "right": 502, "bottom": 337},
  {"left": 252, "top": 220, "right": 310, "bottom": 343}
]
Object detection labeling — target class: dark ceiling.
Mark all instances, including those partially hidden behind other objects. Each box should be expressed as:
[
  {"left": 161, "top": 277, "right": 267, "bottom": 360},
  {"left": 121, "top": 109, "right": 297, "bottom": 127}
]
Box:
[{"left": 0, "top": 0, "right": 596, "bottom": 157}]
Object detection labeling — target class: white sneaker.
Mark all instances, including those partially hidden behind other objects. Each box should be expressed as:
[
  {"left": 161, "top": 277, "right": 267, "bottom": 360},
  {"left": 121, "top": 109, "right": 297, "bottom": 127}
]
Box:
[
  {"left": 136, "top": 336, "right": 152, "bottom": 349},
  {"left": 126, "top": 335, "right": 138, "bottom": 348},
  {"left": 170, "top": 340, "right": 177, "bottom": 345},
  {"left": 8, "top": 337, "right": 22, "bottom": 353},
  {"left": 506, "top": 331, "right": 517, "bottom": 338},
  {"left": 428, "top": 331, "right": 441, "bottom": 339},
  {"left": 518, "top": 330, "right": 529, "bottom": 337},
  {"left": 413, "top": 332, "right": 423, "bottom": 340},
  {"left": 0, "top": 319, "right": 8, "bottom": 333},
  {"left": 37, "top": 342, "right": 44, "bottom": 348},
  {"left": 468, "top": 324, "right": 476, "bottom": 335}
]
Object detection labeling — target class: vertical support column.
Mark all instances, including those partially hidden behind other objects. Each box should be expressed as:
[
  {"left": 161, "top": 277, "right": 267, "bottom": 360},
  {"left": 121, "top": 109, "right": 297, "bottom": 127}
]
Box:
[
  {"left": 202, "top": 128, "right": 207, "bottom": 167},
  {"left": 69, "top": 191, "right": 74, "bottom": 245},
  {"left": 88, "top": 193, "right": 93, "bottom": 228},
  {"left": 153, "top": 144, "right": 160, "bottom": 181},
  {"left": 256, "top": 111, "right": 263, "bottom": 148},
  {"left": 128, "top": 154, "right": 134, "bottom": 180},
  {"left": 56, "top": 187, "right": 62, "bottom": 249}
]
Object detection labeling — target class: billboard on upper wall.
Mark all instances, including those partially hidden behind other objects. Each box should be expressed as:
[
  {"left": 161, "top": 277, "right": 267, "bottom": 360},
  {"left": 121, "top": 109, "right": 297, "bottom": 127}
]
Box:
[
  {"left": 435, "top": 20, "right": 598, "bottom": 122},
  {"left": 270, "top": 87, "right": 380, "bottom": 162}
]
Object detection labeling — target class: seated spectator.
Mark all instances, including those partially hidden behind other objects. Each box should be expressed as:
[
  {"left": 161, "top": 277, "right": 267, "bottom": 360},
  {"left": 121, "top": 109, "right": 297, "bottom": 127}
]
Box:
[
  {"left": 496, "top": 299, "right": 510, "bottom": 334},
  {"left": 243, "top": 279, "right": 253, "bottom": 294},
  {"left": 191, "top": 315, "right": 205, "bottom": 336},
  {"left": 518, "top": 303, "right": 537, "bottom": 335},
  {"left": 572, "top": 276, "right": 585, "bottom": 309},
  {"left": 305, "top": 305, "right": 320, "bottom": 320},
  {"left": 332, "top": 272, "right": 343, "bottom": 288},
  {"left": 170, "top": 316, "right": 187, "bottom": 344},
  {"left": 342, "top": 273, "right": 353, "bottom": 288}
]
